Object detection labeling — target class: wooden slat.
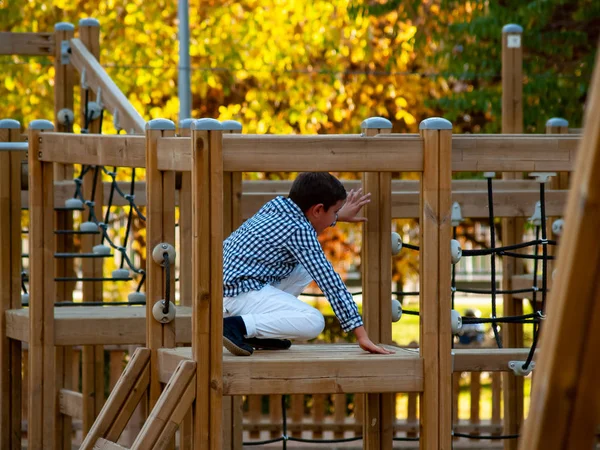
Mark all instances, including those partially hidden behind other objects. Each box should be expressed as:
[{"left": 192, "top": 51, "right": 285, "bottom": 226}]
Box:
[
  {"left": 453, "top": 349, "right": 538, "bottom": 372},
  {"left": 130, "top": 360, "right": 196, "bottom": 449},
  {"left": 452, "top": 135, "right": 579, "bottom": 172},
  {"left": 27, "top": 124, "right": 57, "bottom": 450},
  {"left": 38, "top": 133, "right": 145, "bottom": 167},
  {"left": 158, "top": 134, "right": 424, "bottom": 172},
  {"left": 519, "top": 50, "right": 600, "bottom": 450},
  {"left": 5, "top": 306, "right": 192, "bottom": 345},
  {"left": 0, "top": 124, "right": 24, "bottom": 450},
  {"left": 69, "top": 38, "right": 145, "bottom": 133},
  {"left": 80, "top": 347, "right": 150, "bottom": 450},
  {"left": 145, "top": 123, "right": 177, "bottom": 408},
  {"left": 158, "top": 345, "right": 422, "bottom": 394},
  {"left": 59, "top": 389, "right": 83, "bottom": 419},
  {"left": 93, "top": 438, "right": 129, "bottom": 450},
  {"left": 0, "top": 32, "right": 54, "bottom": 55}
]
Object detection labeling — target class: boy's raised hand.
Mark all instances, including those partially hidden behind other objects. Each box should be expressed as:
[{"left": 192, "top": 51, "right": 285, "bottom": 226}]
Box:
[{"left": 337, "top": 188, "right": 371, "bottom": 223}]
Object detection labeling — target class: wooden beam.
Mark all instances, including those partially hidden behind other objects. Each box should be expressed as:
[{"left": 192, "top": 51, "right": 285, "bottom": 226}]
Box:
[
  {"left": 0, "top": 120, "right": 24, "bottom": 450},
  {"left": 145, "top": 119, "right": 177, "bottom": 408},
  {"left": 501, "top": 24, "right": 525, "bottom": 450},
  {"left": 419, "top": 118, "right": 453, "bottom": 450},
  {"left": 59, "top": 389, "right": 83, "bottom": 420},
  {"left": 93, "top": 438, "right": 129, "bottom": 450},
  {"left": 80, "top": 347, "right": 150, "bottom": 450},
  {"left": 191, "top": 120, "right": 224, "bottom": 450},
  {"left": 27, "top": 120, "right": 57, "bottom": 450},
  {"left": 69, "top": 38, "right": 145, "bottom": 134},
  {"left": 453, "top": 349, "right": 538, "bottom": 372},
  {"left": 519, "top": 49, "right": 600, "bottom": 450},
  {"left": 38, "top": 133, "right": 145, "bottom": 167},
  {"left": 0, "top": 32, "right": 54, "bottom": 55}
]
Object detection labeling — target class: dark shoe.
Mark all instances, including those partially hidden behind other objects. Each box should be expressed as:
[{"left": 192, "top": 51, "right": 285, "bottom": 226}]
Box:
[
  {"left": 245, "top": 338, "right": 292, "bottom": 350},
  {"left": 223, "top": 317, "right": 254, "bottom": 356}
]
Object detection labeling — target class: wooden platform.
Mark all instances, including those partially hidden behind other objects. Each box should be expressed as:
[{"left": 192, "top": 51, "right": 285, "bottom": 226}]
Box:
[
  {"left": 4, "top": 306, "right": 192, "bottom": 345},
  {"left": 158, "top": 344, "right": 423, "bottom": 395}
]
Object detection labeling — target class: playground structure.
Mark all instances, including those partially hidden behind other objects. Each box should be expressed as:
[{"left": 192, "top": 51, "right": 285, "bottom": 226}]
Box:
[{"left": 1, "top": 18, "right": 599, "bottom": 450}]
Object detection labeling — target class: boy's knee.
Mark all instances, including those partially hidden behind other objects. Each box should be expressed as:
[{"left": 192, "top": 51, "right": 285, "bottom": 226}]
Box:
[{"left": 302, "top": 310, "right": 325, "bottom": 340}]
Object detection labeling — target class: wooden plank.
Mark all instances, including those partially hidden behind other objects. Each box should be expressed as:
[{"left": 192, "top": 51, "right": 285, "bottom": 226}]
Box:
[
  {"left": 27, "top": 124, "right": 57, "bottom": 450},
  {"left": 5, "top": 306, "right": 193, "bottom": 345},
  {"left": 38, "top": 133, "right": 145, "bottom": 167},
  {"left": 519, "top": 50, "right": 600, "bottom": 450},
  {"left": 0, "top": 32, "right": 54, "bottom": 55},
  {"left": 80, "top": 347, "right": 150, "bottom": 450},
  {"left": 157, "top": 346, "right": 422, "bottom": 394},
  {"left": 93, "top": 438, "right": 129, "bottom": 450},
  {"left": 69, "top": 38, "right": 145, "bottom": 134},
  {"left": 362, "top": 125, "right": 383, "bottom": 450},
  {"left": 130, "top": 360, "right": 196, "bottom": 449},
  {"left": 145, "top": 122, "right": 177, "bottom": 408},
  {"left": 0, "top": 123, "right": 23, "bottom": 450},
  {"left": 158, "top": 134, "right": 424, "bottom": 172},
  {"left": 59, "top": 389, "right": 83, "bottom": 419},
  {"left": 452, "top": 135, "right": 578, "bottom": 172},
  {"left": 437, "top": 127, "right": 453, "bottom": 450},
  {"left": 453, "top": 349, "right": 538, "bottom": 372}
]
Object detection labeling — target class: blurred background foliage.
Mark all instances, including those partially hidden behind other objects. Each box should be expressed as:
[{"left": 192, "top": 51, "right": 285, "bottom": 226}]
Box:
[{"left": 1, "top": 0, "right": 597, "bottom": 310}]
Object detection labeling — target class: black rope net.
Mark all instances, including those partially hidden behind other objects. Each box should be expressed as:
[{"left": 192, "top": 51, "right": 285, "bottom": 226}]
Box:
[{"left": 21, "top": 96, "right": 147, "bottom": 306}]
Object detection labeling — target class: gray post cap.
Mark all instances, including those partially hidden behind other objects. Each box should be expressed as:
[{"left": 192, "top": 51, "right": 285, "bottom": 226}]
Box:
[
  {"left": 54, "top": 22, "right": 75, "bottom": 31},
  {"left": 0, "top": 119, "right": 20, "bottom": 129},
  {"left": 145, "top": 118, "right": 176, "bottom": 131},
  {"left": 79, "top": 18, "right": 100, "bottom": 27},
  {"left": 361, "top": 117, "right": 392, "bottom": 129},
  {"left": 502, "top": 24, "right": 523, "bottom": 33},
  {"left": 419, "top": 117, "right": 452, "bottom": 130},
  {"left": 546, "top": 118, "right": 568, "bottom": 128},
  {"left": 28, "top": 120, "right": 54, "bottom": 131},
  {"left": 179, "top": 118, "right": 196, "bottom": 129},
  {"left": 221, "top": 120, "right": 242, "bottom": 131},
  {"left": 192, "top": 118, "right": 223, "bottom": 131}
]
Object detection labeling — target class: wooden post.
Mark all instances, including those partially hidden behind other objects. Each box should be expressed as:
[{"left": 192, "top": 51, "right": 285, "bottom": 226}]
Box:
[
  {"left": 191, "top": 118, "right": 224, "bottom": 450},
  {"left": 53, "top": 21, "right": 76, "bottom": 450},
  {"left": 222, "top": 120, "right": 244, "bottom": 450},
  {"left": 27, "top": 119, "right": 57, "bottom": 450},
  {"left": 177, "top": 118, "right": 194, "bottom": 450},
  {"left": 501, "top": 24, "right": 524, "bottom": 450},
  {"left": 145, "top": 119, "right": 177, "bottom": 408},
  {"left": 0, "top": 119, "right": 24, "bottom": 450},
  {"left": 78, "top": 18, "right": 106, "bottom": 435},
  {"left": 419, "top": 118, "right": 453, "bottom": 450},
  {"left": 361, "top": 117, "right": 393, "bottom": 450},
  {"left": 518, "top": 50, "right": 600, "bottom": 450},
  {"left": 546, "top": 118, "right": 570, "bottom": 190}
]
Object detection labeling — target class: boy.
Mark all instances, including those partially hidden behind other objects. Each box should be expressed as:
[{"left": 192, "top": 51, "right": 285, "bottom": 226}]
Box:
[{"left": 222, "top": 172, "right": 395, "bottom": 356}]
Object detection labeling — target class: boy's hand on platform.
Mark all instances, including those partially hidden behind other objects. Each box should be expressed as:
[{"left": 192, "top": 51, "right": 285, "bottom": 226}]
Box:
[
  {"left": 337, "top": 188, "right": 371, "bottom": 223},
  {"left": 358, "top": 337, "right": 396, "bottom": 355}
]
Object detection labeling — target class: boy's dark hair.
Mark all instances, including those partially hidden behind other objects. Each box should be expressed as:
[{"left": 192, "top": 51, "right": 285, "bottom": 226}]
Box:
[{"left": 288, "top": 172, "right": 347, "bottom": 213}]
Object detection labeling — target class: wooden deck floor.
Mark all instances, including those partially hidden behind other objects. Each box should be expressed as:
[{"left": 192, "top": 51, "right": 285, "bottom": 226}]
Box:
[
  {"left": 158, "top": 344, "right": 423, "bottom": 395},
  {"left": 5, "top": 306, "right": 192, "bottom": 345}
]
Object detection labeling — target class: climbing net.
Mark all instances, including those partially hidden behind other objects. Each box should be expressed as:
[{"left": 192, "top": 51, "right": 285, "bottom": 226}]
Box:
[
  {"left": 21, "top": 99, "right": 148, "bottom": 306},
  {"left": 243, "top": 171, "right": 560, "bottom": 446}
]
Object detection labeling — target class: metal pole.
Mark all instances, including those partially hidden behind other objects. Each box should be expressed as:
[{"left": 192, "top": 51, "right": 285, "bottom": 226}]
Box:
[{"left": 178, "top": 0, "right": 191, "bottom": 121}]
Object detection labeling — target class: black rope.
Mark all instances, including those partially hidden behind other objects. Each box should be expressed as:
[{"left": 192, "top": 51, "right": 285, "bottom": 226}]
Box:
[
  {"left": 462, "top": 312, "right": 543, "bottom": 324},
  {"left": 453, "top": 432, "right": 519, "bottom": 440},
  {"left": 21, "top": 271, "right": 28, "bottom": 294},
  {"left": 454, "top": 287, "right": 541, "bottom": 295},
  {"left": 461, "top": 239, "right": 556, "bottom": 256},
  {"left": 498, "top": 251, "right": 554, "bottom": 260}
]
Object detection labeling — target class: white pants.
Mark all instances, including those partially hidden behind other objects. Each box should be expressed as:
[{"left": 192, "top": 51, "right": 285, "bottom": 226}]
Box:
[{"left": 223, "top": 265, "right": 325, "bottom": 340}]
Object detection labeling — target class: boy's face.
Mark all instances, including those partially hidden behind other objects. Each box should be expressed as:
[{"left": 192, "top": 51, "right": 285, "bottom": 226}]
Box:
[{"left": 306, "top": 199, "right": 345, "bottom": 235}]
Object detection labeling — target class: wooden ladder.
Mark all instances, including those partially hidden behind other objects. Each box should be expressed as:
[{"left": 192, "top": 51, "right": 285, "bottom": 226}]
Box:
[{"left": 80, "top": 347, "right": 197, "bottom": 450}]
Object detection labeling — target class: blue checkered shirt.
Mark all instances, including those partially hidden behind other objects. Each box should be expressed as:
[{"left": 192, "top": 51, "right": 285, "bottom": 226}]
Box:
[{"left": 223, "top": 196, "right": 363, "bottom": 332}]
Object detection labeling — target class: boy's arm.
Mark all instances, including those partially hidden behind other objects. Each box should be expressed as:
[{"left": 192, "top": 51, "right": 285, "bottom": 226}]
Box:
[
  {"left": 353, "top": 326, "right": 395, "bottom": 354},
  {"left": 337, "top": 188, "right": 371, "bottom": 223}
]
